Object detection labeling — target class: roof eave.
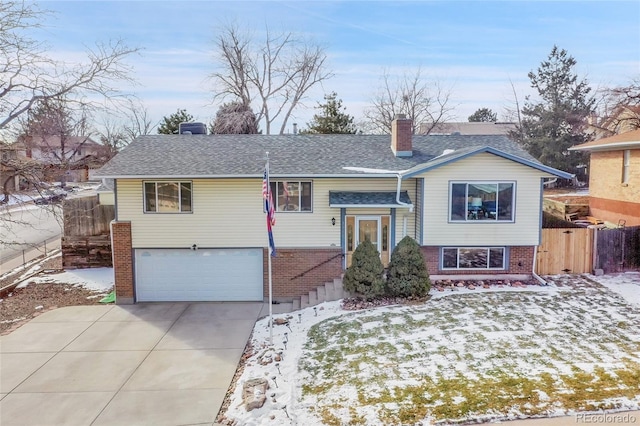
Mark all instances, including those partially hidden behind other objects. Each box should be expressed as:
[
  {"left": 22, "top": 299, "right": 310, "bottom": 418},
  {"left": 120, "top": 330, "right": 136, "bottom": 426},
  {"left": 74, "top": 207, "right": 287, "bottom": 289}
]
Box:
[
  {"left": 569, "top": 141, "right": 640, "bottom": 151},
  {"left": 93, "top": 173, "right": 406, "bottom": 179}
]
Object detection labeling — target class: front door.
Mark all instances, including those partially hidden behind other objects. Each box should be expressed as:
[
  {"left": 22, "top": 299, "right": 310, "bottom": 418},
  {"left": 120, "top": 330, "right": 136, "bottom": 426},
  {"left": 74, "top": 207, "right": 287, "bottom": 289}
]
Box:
[{"left": 346, "top": 215, "right": 390, "bottom": 267}]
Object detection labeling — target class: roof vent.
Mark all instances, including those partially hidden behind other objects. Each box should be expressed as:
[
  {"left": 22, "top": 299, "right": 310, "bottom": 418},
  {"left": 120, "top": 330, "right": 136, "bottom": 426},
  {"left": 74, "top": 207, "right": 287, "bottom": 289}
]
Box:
[
  {"left": 179, "top": 122, "right": 207, "bottom": 135},
  {"left": 442, "top": 149, "right": 455, "bottom": 156}
]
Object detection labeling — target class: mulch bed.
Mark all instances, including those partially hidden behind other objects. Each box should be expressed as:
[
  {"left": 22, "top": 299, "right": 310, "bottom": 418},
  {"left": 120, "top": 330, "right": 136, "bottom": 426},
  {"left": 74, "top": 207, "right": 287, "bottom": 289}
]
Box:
[
  {"left": 341, "top": 279, "right": 542, "bottom": 311},
  {"left": 0, "top": 255, "right": 107, "bottom": 335}
]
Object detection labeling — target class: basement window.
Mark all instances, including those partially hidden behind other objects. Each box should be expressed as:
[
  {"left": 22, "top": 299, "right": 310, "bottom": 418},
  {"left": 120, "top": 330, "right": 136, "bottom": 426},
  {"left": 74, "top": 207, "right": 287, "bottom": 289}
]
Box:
[{"left": 442, "top": 247, "right": 506, "bottom": 269}]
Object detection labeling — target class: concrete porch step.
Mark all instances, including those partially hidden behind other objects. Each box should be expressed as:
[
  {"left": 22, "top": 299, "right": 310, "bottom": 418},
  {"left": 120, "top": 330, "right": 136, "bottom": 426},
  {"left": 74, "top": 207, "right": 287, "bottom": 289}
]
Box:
[{"left": 300, "top": 294, "right": 310, "bottom": 309}]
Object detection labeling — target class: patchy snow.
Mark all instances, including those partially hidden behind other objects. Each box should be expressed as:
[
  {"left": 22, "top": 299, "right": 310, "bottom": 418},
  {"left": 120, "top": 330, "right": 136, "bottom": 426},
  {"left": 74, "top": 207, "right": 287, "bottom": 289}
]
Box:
[
  {"left": 588, "top": 272, "right": 640, "bottom": 307},
  {"left": 18, "top": 267, "right": 114, "bottom": 292},
  {"left": 222, "top": 278, "right": 640, "bottom": 425}
]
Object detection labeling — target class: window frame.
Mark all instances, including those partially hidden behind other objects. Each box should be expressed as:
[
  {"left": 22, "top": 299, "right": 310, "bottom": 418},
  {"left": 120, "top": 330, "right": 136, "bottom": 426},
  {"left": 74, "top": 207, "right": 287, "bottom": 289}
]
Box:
[
  {"left": 441, "top": 247, "right": 507, "bottom": 270},
  {"left": 622, "top": 150, "right": 631, "bottom": 184},
  {"left": 268, "top": 180, "right": 313, "bottom": 213},
  {"left": 143, "top": 181, "right": 193, "bottom": 214},
  {"left": 448, "top": 181, "right": 516, "bottom": 223}
]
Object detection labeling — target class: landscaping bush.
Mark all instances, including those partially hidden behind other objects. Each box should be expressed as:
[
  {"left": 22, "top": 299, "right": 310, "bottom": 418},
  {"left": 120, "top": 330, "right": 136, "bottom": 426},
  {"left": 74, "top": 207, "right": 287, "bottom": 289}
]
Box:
[
  {"left": 343, "top": 239, "right": 385, "bottom": 300},
  {"left": 386, "top": 236, "right": 430, "bottom": 297}
]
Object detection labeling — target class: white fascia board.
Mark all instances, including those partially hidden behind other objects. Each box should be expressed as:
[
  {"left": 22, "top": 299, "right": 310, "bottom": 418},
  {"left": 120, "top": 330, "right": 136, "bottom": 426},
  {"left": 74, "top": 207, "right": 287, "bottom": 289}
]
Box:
[
  {"left": 93, "top": 173, "right": 401, "bottom": 179},
  {"left": 569, "top": 141, "right": 640, "bottom": 151}
]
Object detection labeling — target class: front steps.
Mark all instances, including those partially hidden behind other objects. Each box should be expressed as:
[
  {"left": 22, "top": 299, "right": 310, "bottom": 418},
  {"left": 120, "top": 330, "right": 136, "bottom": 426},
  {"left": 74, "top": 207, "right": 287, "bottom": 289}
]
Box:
[{"left": 291, "top": 277, "right": 350, "bottom": 311}]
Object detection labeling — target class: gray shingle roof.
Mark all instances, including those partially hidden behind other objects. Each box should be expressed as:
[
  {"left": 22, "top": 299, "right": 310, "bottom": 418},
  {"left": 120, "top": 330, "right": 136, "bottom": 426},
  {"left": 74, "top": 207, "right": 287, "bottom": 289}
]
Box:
[
  {"left": 329, "top": 191, "right": 412, "bottom": 207},
  {"left": 95, "top": 134, "right": 556, "bottom": 178}
]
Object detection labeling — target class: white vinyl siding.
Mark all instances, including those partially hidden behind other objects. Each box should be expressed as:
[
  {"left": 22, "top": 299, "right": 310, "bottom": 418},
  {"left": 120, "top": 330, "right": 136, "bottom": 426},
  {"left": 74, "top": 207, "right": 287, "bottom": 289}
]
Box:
[
  {"left": 416, "top": 153, "right": 551, "bottom": 246},
  {"left": 116, "top": 177, "right": 416, "bottom": 249}
]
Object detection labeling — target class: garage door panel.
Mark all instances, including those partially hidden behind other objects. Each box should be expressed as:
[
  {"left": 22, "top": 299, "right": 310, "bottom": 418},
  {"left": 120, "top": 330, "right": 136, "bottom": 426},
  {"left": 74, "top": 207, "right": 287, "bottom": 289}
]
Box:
[{"left": 135, "top": 248, "right": 263, "bottom": 302}]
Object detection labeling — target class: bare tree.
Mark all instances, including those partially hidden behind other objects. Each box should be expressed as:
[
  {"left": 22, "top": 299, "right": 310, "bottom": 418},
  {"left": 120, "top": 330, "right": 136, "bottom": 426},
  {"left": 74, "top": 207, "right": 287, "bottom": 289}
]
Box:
[
  {"left": 18, "top": 96, "right": 101, "bottom": 188},
  {"left": 211, "top": 24, "right": 332, "bottom": 135},
  {"left": 596, "top": 76, "right": 640, "bottom": 134},
  {"left": 210, "top": 101, "right": 259, "bottom": 134},
  {"left": 99, "top": 98, "right": 153, "bottom": 155},
  {"left": 0, "top": 1, "right": 138, "bottom": 131},
  {"left": 363, "top": 68, "right": 454, "bottom": 134}
]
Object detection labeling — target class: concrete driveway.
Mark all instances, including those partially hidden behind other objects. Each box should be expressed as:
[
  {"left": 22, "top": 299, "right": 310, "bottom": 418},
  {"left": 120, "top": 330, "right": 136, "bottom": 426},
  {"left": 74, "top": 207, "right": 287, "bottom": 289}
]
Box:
[{"left": 0, "top": 302, "right": 288, "bottom": 426}]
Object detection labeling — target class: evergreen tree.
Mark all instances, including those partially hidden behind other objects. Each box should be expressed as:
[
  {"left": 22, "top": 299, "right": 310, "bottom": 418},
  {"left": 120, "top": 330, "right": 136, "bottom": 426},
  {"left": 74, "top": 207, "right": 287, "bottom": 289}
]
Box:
[
  {"left": 513, "top": 46, "right": 594, "bottom": 173},
  {"left": 158, "top": 109, "right": 194, "bottom": 134},
  {"left": 386, "top": 236, "right": 431, "bottom": 297},
  {"left": 303, "top": 92, "right": 356, "bottom": 134},
  {"left": 468, "top": 107, "right": 497, "bottom": 122},
  {"left": 343, "top": 239, "right": 385, "bottom": 300},
  {"left": 210, "top": 101, "right": 259, "bottom": 134}
]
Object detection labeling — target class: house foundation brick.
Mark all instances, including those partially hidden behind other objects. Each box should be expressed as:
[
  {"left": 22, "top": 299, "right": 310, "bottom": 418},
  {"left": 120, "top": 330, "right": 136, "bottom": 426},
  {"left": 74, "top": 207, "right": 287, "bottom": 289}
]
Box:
[
  {"left": 264, "top": 248, "right": 343, "bottom": 300},
  {"left": 111, "top": 221, "right": 134, "bottom": 304},
  {"left": 420, "top": 246, "right": 535, "bottom": 276}
]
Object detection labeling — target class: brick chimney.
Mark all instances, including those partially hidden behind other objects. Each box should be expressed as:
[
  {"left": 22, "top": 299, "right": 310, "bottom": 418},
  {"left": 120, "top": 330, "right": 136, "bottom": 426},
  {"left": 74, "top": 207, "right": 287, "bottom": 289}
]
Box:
[{"left": 391, "top": 114, "right": 413, "bottom": 157}]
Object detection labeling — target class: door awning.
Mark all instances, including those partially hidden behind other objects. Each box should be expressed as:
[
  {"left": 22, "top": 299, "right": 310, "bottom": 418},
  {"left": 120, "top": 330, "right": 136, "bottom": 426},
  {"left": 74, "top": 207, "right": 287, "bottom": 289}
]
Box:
[{"left": 329, "top": 191, "right": 413, "bottom": 208}]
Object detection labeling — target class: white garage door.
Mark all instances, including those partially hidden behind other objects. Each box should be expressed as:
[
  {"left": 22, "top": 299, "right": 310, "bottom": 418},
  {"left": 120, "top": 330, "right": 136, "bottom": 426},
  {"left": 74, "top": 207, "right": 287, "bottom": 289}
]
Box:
[{"left": 135, "top": 248, "right": 263, "bottom": 302}]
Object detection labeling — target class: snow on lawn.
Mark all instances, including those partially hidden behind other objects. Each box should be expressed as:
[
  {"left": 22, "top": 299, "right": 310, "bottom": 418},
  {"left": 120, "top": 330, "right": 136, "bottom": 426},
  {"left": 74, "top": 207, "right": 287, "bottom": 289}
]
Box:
[
  {"left": 18, "top": 267, "right": 114, "bottom": 292},
  {"left": 587, "top": 272, "right": 640, "bottom": 307},
  {"left": 223, "top": 277, "right": 640, "bottom": 425}
]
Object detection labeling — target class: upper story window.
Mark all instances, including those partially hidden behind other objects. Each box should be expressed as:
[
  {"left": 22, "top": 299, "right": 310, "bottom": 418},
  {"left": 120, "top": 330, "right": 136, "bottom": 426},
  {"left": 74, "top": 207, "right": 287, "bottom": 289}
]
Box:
[
  {"left": 622, "top": 150, "right": 631, "bottom": 184},
  {"left": 144, "top": 181, "right": 192, "bottom": 213},
  {"left": 450, "top": 182, "right": 515, "bottom": 222},
  {"left": 269, "top": 181, "right": 312, "bottom": 212}
]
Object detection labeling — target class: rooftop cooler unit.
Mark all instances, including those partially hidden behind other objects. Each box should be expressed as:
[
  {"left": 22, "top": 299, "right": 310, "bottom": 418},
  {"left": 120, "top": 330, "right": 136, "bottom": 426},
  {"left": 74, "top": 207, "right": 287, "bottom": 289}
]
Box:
[{"left": 179, "top": 122, "right": 207, "bottom": 135}]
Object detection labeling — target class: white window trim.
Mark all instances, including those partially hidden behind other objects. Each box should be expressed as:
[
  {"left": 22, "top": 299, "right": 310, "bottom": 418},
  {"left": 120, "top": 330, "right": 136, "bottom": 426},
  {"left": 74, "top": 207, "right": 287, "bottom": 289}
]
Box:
[
  {"left": 143, "top": 181, "right": 193, "bottom": 214},
  {"left": 269, "top": 180, "right": 313, "bottom": 213},
  {"left": 622, "top": 150, "right": 631, "bottom": 184},
  {"left": 449, "top": 181, "right": 516, "bottom": 223},
  {"left": 441, "top": 246, "right": 507, "bottom": 270}
]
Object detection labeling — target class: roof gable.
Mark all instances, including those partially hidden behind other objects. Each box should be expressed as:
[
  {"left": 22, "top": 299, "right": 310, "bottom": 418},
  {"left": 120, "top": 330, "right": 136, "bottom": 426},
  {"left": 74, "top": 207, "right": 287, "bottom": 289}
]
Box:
[{"left": 402, "top": 146, "right": 573, "bottom": 179}]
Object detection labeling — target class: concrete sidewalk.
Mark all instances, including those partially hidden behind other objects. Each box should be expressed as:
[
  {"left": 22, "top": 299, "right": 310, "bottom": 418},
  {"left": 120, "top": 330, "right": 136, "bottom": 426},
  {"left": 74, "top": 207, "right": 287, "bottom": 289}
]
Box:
[{"left": 0, "top": 302, "right": 292, "bottom": 426}]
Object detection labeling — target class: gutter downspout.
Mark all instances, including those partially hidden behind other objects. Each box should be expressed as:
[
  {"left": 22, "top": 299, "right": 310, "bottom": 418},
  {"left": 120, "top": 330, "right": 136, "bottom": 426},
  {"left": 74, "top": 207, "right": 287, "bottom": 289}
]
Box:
[
  {"left": 395, "top": 174, "right": 414, "bottom": 212},
  {"left": 543, "top": 177, "right": 557, "bottom": 187},
  {"left": 531, "top": 246, "right": 546, "bottom": 285}
]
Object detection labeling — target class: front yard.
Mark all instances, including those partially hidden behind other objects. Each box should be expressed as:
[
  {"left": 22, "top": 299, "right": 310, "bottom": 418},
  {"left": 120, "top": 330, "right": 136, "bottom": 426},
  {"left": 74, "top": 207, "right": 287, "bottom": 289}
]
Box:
[{"left": 222, "top": 275, "right": 640, "bottom": 425}]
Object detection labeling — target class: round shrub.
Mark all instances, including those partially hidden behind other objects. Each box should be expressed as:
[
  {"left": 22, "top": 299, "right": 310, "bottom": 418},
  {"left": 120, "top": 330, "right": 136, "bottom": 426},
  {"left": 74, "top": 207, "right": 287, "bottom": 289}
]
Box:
[
  {"left": 343, "top": 239, "right": 385, "bottom": 300},
  {"left": 386, "top": 236, "right": 431, "bottom": 297}
]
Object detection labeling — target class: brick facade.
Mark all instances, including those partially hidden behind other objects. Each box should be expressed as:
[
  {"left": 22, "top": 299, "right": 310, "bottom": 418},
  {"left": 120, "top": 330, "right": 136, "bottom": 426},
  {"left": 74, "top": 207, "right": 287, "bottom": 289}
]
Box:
[
  {"left": 588, "top": 150, "right": 640, "bottom": 225},
  {"left": 420, "top": 246, "right": 535, "bottom": 276},
  {"left": 111, "top": 221, "right": 134, "bottom": 304},
  {"left": 265, "top": 248, "right": 343, "bottom": 300}
]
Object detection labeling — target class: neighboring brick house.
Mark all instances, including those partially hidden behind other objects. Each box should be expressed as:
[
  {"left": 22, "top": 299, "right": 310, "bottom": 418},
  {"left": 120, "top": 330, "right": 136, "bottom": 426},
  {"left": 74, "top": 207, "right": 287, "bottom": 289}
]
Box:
[
  {"left": 570, "top": 129, "right": 640, "bottom": 226},
  {"left": 96, "top": 116, "right": 571, "bottom": 304}
]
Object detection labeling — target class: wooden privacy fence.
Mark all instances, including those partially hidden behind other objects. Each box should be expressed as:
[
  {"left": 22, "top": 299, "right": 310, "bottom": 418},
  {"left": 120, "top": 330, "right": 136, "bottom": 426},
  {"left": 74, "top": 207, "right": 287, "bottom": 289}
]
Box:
[
  {"left": 62, "top": 195, "right": 115, "bottom": 269},
  {"left": 594, "top": 226, "right": 640, "bottom": 273},
  {"left": 536, "top": 228, "right": 594, "bottom": 275},
  {"left": 63, "top": 196, "right": 114, "bottom": 237}
]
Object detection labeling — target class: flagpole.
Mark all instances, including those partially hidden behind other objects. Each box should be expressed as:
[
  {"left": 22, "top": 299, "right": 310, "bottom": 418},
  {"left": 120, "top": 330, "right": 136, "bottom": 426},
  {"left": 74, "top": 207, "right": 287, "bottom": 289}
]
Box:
[{"left": 266, "top": 151, "right": 274, "bottom": 346}]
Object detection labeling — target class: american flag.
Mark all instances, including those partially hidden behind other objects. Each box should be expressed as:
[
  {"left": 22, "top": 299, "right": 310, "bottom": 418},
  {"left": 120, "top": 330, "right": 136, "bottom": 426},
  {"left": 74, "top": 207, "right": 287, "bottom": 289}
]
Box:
[{"left": 263, "top": 162, "right": 276, "bottom": 256}]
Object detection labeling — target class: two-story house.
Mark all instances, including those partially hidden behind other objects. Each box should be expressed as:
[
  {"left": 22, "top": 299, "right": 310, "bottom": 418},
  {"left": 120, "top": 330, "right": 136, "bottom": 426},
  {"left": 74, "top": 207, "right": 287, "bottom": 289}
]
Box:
[{"left": 96, "top": 116, "right": 571, "bottom": 304}]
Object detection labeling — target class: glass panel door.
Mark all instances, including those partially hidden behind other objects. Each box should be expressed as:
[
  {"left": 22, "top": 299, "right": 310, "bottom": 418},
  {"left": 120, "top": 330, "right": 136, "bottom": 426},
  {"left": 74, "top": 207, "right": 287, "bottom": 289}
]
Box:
[{"left": 345, "top": 216, "right": 391, "bottom": 267}]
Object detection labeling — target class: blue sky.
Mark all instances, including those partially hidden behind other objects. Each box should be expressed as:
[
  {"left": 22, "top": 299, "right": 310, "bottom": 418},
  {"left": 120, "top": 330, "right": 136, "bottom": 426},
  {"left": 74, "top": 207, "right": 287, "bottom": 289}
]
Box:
[{"left": 38, "top": 1, "right": 639, "bottom": 133}]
